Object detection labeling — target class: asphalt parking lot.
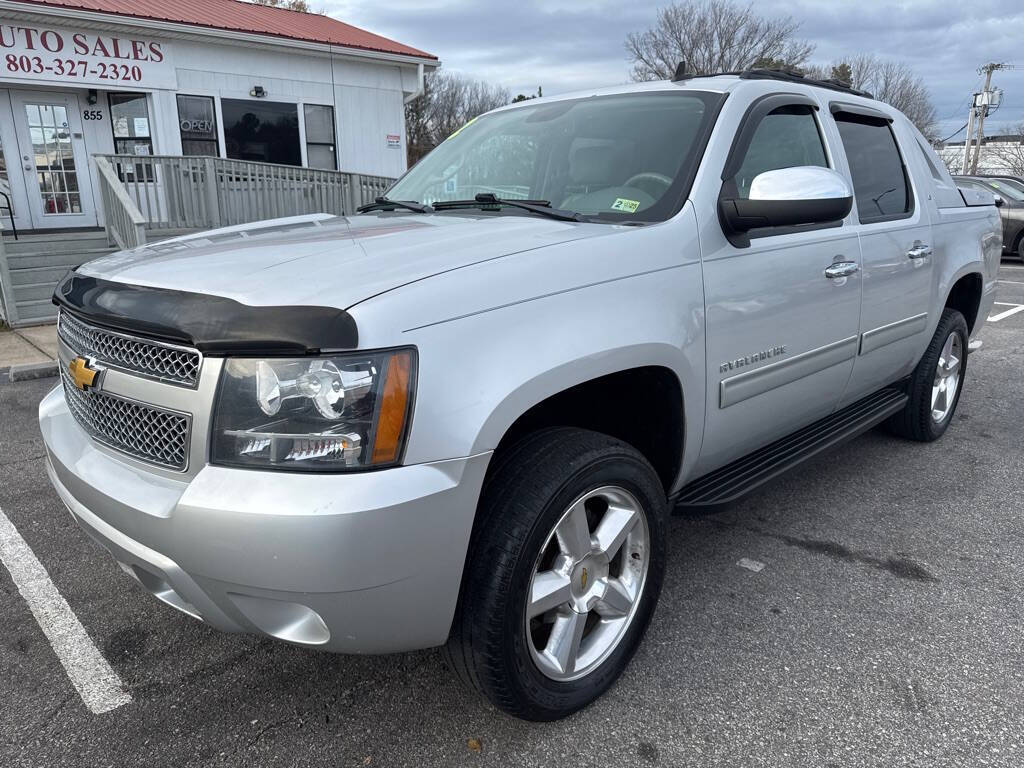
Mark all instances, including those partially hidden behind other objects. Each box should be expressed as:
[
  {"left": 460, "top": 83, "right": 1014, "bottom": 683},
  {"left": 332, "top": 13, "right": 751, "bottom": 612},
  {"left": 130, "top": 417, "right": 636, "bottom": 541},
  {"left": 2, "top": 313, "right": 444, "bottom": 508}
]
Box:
[{"left": 2, "top": 263, "right": 1023, "bottom": 768}]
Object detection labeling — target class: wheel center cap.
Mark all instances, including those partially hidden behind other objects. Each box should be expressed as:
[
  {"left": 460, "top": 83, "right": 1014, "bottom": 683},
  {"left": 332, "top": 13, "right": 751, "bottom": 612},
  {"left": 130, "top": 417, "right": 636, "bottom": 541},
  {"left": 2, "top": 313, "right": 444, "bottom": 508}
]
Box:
[{"left": 569, "top": 554, "right": 608, "bottom": 612}]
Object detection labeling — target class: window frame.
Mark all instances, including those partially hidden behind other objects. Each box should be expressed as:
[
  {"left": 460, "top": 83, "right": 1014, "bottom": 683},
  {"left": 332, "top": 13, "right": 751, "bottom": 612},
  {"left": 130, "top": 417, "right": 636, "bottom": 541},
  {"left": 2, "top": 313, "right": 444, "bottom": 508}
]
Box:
[
  {"left": 718, "top": 92, "right": 839, "bottom": 246},
  {"left": 108, "top": 92, "right": 154, "bottom": 182},
  {"left": 302, "top": 103, "right": 337, "bottom": 171},
  {"left": 830, "top": 106, "right": 915, "bottom": 226},
  {"left": 176, "top": 94, "right": 220, "bottom": 158},
  {"left": 221, "top": 97, "right": 302, "bottom": 167}
]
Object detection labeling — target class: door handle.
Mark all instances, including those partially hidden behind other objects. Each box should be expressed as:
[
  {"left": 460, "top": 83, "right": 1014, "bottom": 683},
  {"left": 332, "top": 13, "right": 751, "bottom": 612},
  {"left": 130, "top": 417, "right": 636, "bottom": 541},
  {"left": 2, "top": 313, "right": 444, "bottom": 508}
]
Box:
[
  {"left": 907, "top": 241, "right": 933, "bottom": 259},
  {"left": 824, "top": 261, "right": 860, "bottom": 279}
]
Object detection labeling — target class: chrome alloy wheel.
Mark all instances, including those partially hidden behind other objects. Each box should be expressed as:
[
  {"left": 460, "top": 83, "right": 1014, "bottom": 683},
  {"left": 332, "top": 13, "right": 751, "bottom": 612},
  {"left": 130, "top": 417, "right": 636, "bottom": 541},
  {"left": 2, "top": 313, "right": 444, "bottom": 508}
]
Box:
[
  {"left": 931, "top": 331, "right": 963, "bottom": 424},
  {"left": 525, "top": 486, "right": 650, "bottom": 682}
]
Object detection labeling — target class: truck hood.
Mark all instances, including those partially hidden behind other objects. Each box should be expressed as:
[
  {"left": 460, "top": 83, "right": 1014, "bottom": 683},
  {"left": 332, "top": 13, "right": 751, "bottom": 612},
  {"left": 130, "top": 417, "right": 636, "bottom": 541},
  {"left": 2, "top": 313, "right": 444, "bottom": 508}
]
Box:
[{"left": 78, "top": 213, "right": 612, "bottom": 309}]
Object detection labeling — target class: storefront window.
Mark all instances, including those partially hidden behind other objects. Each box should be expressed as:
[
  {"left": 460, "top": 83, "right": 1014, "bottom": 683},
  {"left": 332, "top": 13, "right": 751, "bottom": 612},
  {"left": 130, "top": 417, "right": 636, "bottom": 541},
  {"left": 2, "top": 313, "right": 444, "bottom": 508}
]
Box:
[
  {"left": 177, "top": 95, "right": 220, "bottom": 157},
  {"left": 304, "top": 104, "right": 337, "bottom": 170},
  {"left": 222, "top": 99, "right": 300, "bottom": 166},
  {"left": 109, "top": 93, "right": 154, "bottom": 181}
]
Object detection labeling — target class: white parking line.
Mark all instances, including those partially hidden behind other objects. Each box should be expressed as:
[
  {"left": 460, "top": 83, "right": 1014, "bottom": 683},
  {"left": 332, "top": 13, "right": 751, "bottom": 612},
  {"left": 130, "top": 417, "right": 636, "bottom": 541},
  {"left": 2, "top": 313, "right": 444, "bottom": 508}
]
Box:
[
  {"left": 989, "top": 303, "right": 1024, "bottom": 323},
  {"left": 0, "top": 506, "right": 131, "bottom": 714}
]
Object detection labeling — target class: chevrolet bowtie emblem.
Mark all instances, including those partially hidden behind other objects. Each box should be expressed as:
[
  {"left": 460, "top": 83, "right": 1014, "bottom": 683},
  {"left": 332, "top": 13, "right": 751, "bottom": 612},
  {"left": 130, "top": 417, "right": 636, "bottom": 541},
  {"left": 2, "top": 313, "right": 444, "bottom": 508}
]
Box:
[{"left": 68, "top": 357, "right": 101, "bottom": 391}]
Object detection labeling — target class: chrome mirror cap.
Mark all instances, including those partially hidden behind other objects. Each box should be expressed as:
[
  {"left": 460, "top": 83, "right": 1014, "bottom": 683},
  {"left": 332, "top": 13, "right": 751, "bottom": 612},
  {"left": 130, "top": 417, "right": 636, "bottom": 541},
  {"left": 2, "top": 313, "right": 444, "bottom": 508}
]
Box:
[{"left": 748, "top": 166, "right": 853, "bottom": 202}]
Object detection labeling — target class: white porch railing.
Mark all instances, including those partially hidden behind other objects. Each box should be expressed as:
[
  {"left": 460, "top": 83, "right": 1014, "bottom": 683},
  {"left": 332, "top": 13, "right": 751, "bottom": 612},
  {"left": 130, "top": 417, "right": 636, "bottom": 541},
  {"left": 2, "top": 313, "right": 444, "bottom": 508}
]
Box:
[
  {"left": 95, "top": 155, "right": 148, "bottom": 250},
  {"left": 94, "top": 154, "right": 395, "bottom": 249}
]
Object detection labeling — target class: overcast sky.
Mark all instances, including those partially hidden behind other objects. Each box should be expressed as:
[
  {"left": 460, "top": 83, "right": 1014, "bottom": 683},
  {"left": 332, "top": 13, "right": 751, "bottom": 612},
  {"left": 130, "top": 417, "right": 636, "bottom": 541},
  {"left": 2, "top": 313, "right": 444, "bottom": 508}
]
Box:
[{"left": 326, "top": 0, "right": 1024, "bottom": 141}]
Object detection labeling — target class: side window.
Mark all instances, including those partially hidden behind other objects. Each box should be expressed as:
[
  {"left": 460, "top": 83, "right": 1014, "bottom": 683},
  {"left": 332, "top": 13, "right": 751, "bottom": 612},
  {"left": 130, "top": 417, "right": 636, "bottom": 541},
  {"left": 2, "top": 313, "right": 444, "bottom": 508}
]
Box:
[
  {"left": 835, "top": 114, "right": 911, "bottom": 223},
  {"left": 732, "top": 106, "right": 827, "bottom": 199},
  {"left": 980, "top": 178, "right": 1024, "bottom": 202}
]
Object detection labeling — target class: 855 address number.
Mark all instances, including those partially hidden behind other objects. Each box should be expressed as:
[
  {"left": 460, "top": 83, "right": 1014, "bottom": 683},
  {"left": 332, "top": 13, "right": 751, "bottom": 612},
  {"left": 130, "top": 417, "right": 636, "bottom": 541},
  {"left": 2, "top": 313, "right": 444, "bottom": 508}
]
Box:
[{"left": 5, "top": 55, "right": 143, "bottom": 82}]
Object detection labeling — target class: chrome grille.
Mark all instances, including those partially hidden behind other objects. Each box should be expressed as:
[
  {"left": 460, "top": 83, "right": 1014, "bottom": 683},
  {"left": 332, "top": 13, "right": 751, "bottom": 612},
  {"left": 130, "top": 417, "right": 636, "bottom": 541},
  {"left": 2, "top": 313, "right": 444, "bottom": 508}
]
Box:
[
  {"left": 58, "top": 310, "right": 201, "bottom": 387},
  {"left": 60, "top": 367, "right": 191, "bottom": 471}
]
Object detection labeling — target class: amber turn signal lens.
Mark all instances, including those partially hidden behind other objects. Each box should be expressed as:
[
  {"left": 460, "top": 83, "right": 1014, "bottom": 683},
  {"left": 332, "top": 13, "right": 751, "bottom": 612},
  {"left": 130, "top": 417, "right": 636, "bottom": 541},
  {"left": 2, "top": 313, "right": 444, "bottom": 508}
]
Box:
[{"left": 371, "top": 350, "right": 414, "bottom": 464}]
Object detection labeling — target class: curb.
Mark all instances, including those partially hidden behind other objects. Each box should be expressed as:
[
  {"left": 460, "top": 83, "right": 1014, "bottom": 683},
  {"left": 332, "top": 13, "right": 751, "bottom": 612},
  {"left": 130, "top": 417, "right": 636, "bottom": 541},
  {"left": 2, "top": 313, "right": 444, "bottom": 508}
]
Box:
[{"left": 3, "top": 360, "right": 59, "bottom": 383}]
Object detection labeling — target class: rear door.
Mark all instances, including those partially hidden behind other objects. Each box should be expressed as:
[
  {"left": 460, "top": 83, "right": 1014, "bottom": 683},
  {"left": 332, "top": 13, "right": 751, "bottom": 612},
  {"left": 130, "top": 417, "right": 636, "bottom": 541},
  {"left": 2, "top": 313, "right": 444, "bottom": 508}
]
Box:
[
  {"left": 695, "top": 93, "right": 863, "bottom": 475},
  {"left": 829, "top": 105, "right": 934, "bottom": 406}
]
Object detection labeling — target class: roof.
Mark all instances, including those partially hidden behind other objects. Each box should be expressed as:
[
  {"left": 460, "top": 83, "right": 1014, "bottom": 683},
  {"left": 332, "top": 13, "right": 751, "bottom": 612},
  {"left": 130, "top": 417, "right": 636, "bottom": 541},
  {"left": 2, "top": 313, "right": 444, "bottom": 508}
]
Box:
[
  {"left": 9, "top": 0, "right": 437, "bottom": 60},
  {"left": 944, "top": 135, "right": 1023, "bottom": 147},
  {"left": 491, "top": 74, "right": 884, "bottom": 119}
]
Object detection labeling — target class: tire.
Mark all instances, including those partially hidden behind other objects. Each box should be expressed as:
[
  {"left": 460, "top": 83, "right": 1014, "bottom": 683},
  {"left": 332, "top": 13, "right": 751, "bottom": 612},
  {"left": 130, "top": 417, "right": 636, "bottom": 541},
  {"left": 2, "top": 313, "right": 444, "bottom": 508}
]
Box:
[
  {"left": 1017, "top": 237, "right": 1024, "bottom": 262},
  {"left": 444, "top": 428, "right": 667, "bottom": 721},
  {"left": 885, "top": 308, "right": 969, "bottom": 442}
]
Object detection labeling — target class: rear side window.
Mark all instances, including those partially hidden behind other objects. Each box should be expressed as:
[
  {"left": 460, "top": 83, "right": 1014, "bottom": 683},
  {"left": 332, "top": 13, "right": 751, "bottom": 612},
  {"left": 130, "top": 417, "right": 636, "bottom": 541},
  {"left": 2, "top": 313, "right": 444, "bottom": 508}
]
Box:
[
  {"left": 835, "top": 114, "right": 912, "bottom": 223},
  {"left": 732, "top": 106, "right": 827, "bottom": 199}
]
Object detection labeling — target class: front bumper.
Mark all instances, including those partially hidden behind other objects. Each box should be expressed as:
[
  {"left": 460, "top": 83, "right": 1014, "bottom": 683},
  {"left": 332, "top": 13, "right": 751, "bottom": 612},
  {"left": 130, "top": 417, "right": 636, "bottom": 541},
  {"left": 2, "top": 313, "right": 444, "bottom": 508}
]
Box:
[{"left": 40, "top": 385, "right": 490, "bottom": 653}]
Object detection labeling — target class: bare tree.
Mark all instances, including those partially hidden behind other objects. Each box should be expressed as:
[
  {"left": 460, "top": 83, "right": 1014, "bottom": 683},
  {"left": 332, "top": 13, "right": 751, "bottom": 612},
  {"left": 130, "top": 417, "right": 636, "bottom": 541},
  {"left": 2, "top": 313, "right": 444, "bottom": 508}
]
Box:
[
  {"left": 250, "top": 0, "right": 313, "bottom": 11},
  {"left": 405, "top": 71, "right": 511, "bottom": 166},
  {"left": 844, "top": 55, "right": 937, "bottom": 139},
  {"left": 983, "top": 125, "right": 1024, "bottom": 175},
  {"left": 626, "top": 0, "right": 814, "bottom": 80}
]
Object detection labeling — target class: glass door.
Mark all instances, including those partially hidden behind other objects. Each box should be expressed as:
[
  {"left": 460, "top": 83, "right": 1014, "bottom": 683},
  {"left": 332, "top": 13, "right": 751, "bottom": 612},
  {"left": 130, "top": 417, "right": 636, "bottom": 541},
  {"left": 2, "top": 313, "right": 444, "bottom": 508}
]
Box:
[
  {"left": 0, "top": 90, "right": 32, "bottom": 235},
  {"left": 10, "top": 91, "right": 96, "bottom": 229}
]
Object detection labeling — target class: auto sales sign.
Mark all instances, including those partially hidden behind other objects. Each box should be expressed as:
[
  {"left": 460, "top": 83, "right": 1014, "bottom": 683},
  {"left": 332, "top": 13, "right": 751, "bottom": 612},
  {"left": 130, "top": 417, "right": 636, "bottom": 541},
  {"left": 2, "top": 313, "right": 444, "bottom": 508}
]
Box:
[{"left": 1, "top": 24, "right": 176, "bottom": 89}]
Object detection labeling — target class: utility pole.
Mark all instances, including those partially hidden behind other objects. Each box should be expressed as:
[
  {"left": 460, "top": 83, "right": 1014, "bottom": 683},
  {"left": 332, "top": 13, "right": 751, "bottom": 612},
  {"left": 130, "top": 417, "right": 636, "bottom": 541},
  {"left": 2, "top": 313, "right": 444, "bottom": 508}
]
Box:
[
  {"left": 969, "top": 62, "right": 1014, "bottom": 174},
  {"left": 962, "top": 100, "right": 976, "bottom": 174}
]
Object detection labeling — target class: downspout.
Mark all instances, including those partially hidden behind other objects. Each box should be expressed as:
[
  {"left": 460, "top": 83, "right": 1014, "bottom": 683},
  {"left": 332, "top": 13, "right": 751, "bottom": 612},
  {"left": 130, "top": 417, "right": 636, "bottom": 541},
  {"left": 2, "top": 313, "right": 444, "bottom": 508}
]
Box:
[{"left": 404, "top": 62, "right": 425, "bottom": 105}]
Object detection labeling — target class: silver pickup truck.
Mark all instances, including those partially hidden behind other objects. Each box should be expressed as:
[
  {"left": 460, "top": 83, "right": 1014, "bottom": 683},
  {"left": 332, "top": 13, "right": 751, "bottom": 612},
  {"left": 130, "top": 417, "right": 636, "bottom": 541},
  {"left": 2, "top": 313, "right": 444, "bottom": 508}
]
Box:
[{"left": 40, "top": 69, "right": 1000, "bottom": 721}]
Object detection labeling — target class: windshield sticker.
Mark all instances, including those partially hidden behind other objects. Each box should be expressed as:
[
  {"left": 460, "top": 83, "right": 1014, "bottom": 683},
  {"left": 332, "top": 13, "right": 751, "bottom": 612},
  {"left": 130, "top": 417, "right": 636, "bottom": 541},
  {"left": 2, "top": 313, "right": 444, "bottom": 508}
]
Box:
[
  {"left": 447, "top": 116, "right": 479, "bottom": 141},
  {"left": 611, "top": 198, "right": 640, "bottom": 213}
]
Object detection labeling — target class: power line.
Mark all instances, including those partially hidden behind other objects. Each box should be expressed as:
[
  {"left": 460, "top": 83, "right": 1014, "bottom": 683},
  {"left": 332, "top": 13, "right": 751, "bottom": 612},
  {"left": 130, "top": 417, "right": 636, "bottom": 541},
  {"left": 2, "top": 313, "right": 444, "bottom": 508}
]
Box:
[{"left": 939, "top": 122, "right": 968, "bottom": 143}]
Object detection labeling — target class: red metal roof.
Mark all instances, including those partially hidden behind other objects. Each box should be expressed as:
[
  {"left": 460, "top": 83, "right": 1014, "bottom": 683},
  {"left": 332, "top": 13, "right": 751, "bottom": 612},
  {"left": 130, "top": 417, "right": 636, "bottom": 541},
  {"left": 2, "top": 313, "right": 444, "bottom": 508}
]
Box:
[{"left": 11, "top": 0, "right": 437, "bottom": 60}]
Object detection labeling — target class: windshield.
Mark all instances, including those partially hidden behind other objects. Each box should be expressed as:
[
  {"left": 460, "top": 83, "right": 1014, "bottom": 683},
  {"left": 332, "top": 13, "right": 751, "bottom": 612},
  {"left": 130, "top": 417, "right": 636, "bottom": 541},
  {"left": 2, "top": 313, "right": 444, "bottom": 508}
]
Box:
[
  {"left": 387, "top": 90, "right": 722, "bottom": 223},
  {"left": 982, "top": 178, "right": 1024, "bottom": 201}
]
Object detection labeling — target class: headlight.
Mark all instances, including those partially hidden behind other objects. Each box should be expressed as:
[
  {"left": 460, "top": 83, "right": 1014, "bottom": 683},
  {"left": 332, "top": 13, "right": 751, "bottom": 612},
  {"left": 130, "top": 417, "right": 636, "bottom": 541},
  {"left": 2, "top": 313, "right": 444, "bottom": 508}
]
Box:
[{"left": 211, "top": 349, "right": 416, "bottom": 471}]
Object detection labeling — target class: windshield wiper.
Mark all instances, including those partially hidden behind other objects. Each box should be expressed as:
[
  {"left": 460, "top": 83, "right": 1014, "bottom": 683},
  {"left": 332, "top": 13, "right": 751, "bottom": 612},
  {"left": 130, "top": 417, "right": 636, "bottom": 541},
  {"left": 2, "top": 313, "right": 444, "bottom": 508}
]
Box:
[
  {"left": 433, "top": 193, "right": 582, "bottom": 222},
  {"left": 357, "top": 196, "right": 433, "bottom": 214}
]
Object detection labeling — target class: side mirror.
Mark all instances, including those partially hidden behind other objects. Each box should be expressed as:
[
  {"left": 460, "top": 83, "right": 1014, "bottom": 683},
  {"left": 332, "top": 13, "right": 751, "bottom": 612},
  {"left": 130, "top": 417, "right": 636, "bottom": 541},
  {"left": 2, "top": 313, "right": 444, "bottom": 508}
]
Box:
[
  {"left": 993, "top": 194, "right": 1005, "bottom": 208},
  {"left": 720, "top": 166, "right": 854, "bottom": 238}
]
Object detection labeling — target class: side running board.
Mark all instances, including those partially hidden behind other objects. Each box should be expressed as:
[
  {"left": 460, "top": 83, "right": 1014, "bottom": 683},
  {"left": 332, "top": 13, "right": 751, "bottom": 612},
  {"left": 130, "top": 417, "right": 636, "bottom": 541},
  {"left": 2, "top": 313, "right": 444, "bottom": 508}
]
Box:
[{"left": 674, "top": 387, "right": 908, "bottom": 511}]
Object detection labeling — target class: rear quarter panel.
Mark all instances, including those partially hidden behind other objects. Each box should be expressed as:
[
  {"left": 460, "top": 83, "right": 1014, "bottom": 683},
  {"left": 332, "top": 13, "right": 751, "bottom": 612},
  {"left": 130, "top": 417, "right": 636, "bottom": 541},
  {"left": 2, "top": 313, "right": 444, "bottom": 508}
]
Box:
[{"left": 901, "top": 121, "right": 1001, "bottom": 341}]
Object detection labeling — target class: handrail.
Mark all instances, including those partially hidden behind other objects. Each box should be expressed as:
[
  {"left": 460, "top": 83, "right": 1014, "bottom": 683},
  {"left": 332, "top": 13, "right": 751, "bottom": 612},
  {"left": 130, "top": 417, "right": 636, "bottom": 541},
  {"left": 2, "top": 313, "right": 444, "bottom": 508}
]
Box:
[
  {"left": 94, "top": 156, "right": 147, "bottom": 250},
  {"left": 93, "top": 154, "right": 395, "bottom": 237}
]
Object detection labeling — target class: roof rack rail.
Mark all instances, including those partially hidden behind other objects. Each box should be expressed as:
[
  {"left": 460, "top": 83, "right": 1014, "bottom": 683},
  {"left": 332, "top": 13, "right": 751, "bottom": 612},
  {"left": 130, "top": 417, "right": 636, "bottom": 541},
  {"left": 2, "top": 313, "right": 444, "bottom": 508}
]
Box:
[{"left": 671, "top": 64, "right": 874, "bottom": 99}]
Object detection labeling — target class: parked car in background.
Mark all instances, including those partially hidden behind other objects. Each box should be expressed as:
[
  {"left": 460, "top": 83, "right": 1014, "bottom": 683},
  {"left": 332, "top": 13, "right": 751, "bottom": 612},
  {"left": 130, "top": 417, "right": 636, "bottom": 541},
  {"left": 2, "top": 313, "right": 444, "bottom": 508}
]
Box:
[
  {"left": 42, "top": 69, "right": 1000, "bottom": 721},
  {"left": 955, "top": 175, "right": 1024, "bottom": 260}
]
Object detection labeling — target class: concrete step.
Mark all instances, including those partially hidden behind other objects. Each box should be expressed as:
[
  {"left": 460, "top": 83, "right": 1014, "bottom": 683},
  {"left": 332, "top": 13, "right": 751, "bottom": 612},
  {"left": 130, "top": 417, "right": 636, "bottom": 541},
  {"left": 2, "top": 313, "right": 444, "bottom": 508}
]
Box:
[
  {"left": 3, "top": 235, "right": 111, "bottom": 256},
  {"left": 8, "top": 265, "right": 78, "bottom": 286},
  {"left": 12, "top": 282, "right": 58, "bottom": 302},
  {"left": 6, "top": 249, "right": 112, "bottom": 269},
  {"left": 11, "top": 298, "right": 57, "bottom": 323}
]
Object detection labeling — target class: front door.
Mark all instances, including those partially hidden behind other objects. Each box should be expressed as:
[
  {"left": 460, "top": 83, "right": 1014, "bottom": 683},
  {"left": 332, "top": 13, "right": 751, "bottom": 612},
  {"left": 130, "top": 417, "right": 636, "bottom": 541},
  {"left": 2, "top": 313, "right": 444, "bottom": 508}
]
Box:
[
  {"left": 10, "top": 91, "right": 97, "bottom": 229},
  {"left": 695, "top": 96, "right": 863, "bottom": 476}
]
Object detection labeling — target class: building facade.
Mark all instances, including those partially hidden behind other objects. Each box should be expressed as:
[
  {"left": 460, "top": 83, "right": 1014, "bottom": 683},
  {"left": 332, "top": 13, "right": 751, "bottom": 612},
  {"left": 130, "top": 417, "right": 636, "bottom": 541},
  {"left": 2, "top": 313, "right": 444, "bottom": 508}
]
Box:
[
  {"left": 938, "top": 135, "right": 1024, "bottom": 177},
  {"left": 0, "top": 0, "right": 436, "bottom": 233}
]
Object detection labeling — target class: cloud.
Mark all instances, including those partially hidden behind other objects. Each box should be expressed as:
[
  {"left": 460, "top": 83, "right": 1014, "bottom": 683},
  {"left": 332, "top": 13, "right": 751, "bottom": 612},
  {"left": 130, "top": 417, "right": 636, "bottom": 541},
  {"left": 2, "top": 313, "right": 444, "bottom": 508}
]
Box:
[{"left": 325, "top": 0, "right": 1024, "bottom": 137}]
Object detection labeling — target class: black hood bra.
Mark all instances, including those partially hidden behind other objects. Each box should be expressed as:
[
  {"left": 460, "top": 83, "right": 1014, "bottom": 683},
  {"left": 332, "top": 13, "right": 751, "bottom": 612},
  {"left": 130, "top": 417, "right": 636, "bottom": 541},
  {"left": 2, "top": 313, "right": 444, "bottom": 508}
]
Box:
[{"left": 53, "top": 272, "right": 358, "bottom": 356}]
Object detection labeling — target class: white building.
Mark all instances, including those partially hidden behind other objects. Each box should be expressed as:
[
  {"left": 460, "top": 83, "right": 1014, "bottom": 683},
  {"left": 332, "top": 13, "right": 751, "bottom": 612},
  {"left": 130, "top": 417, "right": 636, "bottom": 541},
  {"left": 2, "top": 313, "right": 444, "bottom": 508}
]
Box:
[
  {"left": 0, "top": 0, "right": 437, "bottom": 234},
  {"left": 937, "top": 135, "right": 1024, "bottom": 177}
]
